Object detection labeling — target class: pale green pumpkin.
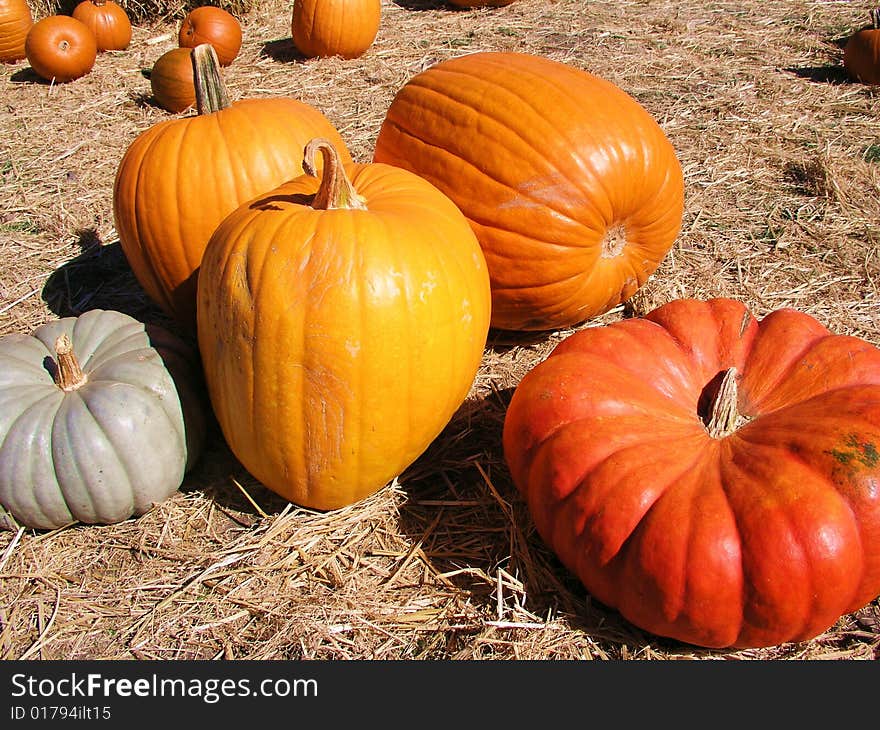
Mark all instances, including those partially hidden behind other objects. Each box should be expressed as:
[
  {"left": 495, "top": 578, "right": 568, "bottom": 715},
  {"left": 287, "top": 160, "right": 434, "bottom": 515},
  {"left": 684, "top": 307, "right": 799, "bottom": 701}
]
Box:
[{"left": 0, "top": 309, "right": 206, "bottom": 530}]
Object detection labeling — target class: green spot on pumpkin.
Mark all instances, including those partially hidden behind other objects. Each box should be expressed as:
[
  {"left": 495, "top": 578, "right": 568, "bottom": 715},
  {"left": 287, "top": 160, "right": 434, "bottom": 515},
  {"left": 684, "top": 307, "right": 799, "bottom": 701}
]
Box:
[{"left": 828, "top": 434, "right": 879, "bottom": 469}]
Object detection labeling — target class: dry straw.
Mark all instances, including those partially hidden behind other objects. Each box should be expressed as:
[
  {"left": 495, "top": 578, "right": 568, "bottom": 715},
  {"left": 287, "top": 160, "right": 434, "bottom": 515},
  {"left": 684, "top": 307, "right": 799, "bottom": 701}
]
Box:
[{"left": 1, "top": 0, "right": 879, "bottom": 659}]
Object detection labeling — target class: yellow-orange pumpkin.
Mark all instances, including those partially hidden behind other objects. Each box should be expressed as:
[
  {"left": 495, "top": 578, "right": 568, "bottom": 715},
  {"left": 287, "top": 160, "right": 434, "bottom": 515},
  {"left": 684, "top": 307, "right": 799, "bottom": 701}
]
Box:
[
  {"left": 113, "top": 44, "right": 352, "bottom": 334},
  {"left": 373, "top": 52, "right": 685, "bottom": 332},
  {"left": 197, "top": 139, "right": 492, "bottom": 511}
]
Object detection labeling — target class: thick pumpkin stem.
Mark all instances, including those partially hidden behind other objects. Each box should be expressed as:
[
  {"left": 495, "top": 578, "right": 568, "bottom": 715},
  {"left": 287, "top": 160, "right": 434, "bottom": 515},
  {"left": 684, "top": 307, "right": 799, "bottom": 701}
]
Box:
[
  {"left": 192, "top": 43, "right": 231, "bottom": 115},
  {"left": 706, "top": 368, "right": 741, "bottom": 439},
  {"left": 872, "top": 8, "right": 880, "bottom": 29},
  {"left": 54, "top": 334, "right": 88, "bottom": 391},
  {"left": 303, "top": 138, "right": 367, "bottom": 211}
]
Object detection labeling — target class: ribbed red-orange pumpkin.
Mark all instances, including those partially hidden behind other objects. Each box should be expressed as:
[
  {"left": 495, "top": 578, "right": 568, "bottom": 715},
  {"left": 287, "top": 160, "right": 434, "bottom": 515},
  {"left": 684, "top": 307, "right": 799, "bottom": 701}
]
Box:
[
  {"left": 373, "top": 52, "right": 684, "bottom": 332},
  {"left": 113, "top": 44, "right": 352, "bottom": 334},
  {"left": 0, "top": 0, "right": 33, "bottom": 62},
  {"left": 503, "top": 297, "right": 880, "bottom": 649},
  {"left": 71, "top": 0, "right": 131, "bottom": 51}
]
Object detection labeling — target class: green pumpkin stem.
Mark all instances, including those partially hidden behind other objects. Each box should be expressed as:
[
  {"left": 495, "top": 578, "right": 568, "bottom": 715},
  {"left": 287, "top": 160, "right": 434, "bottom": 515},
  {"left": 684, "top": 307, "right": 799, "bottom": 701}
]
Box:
[
  {"left": 706, "top": 368, "right": 741, "bottom": 439},
  {"left": 303, "top": 138, "right": 367, "bottom": 211},
  {"left": 872, "top": 9, "right": 880, "bottom": 29},
  {"left": 54, "top": 334, "right": 88, "bottom": 391},
  {"left": 192, "top": 43, "right": 231, "bottom": 115}
]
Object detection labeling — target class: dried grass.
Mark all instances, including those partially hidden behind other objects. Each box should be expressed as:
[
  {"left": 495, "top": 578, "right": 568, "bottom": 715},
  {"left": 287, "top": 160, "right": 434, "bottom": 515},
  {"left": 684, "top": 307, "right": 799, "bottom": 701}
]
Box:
[{"left": 1, "top": 0, "right": 879, "bottom": 660}]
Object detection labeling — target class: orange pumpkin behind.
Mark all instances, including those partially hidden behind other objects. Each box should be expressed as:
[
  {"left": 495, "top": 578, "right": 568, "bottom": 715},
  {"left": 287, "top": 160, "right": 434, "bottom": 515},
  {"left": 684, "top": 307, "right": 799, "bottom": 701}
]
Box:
[
  {"left": 843, "top": 8, "right": 880, "bottom": 85},
  {"left": 291, "top": 0, "right": 381, "bottom": 60},
  {"left": 0, "top": 0, "right": 33, "bottom": 63},
  {"left": 71, "top": 0, "right": 131, "bottom": 52},
  {"left": 113, "top": 45, "right": 353, "bottom": 334}
]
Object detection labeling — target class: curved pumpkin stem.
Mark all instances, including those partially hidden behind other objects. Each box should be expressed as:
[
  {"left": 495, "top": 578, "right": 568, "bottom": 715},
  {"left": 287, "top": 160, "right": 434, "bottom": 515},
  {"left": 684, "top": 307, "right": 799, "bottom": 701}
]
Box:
[
  {"left": 706, "top": 368, "right": 742, "bottom": 439},
  {"left": 192, "top": 43, "right": 231, "bottom": 115},
  {"left": 303, "top": 138, "right": 367, "bottom": 211},
  {"left": 54, "top": 334, "right": 88, "bottom": 391}
]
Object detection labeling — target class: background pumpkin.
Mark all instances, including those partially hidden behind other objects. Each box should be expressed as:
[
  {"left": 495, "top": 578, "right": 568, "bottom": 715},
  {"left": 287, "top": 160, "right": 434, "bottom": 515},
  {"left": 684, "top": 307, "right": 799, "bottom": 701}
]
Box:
[
  {"left": 150, "top": 46, "right": 196, "bottom": 113},
  {"left": 291, "top": 0, "right": 381, "bottom": 60},
  {"left": 197, "top": 138, "right": 492, "bottom": 511},
  {"left": 0, "top": 309, "right": 207, "bottom": 531},
  {"left": 373, "top": 51, "right": 685, "bottom": 332},
  {"left": 502, "top": 297, "right": 880, "bottom": 649},
  {"left": 0, "top": 0, "right": 33, "bottom": 63},
  {"left": 71, "top": 0, "right": 131, "bottom": 52},
  {"left": 446, "top": 0, "right": 515, "bottom": 6},
  {"left": 843, "top": 8, "right": 880, "bottom": 85},
  {"left": 113, "top": 43, "right": 353, "bottom": 334},
  {"left": 178, "top": 5, "right": 241, "bottom": 66},
  {"left": 24, "top": 14, "right": 96, "bottom": 82}
]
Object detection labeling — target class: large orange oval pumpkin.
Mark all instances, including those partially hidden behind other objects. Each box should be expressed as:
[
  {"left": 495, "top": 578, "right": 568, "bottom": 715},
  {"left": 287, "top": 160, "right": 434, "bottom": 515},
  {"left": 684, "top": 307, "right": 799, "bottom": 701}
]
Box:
[
  {"left": 373, "top": 52, "right": 685, "bottom": 332},
  {"left": 0, "top": 0, "right": 33, "bottom": 63},
  {"left": 113, "top": 44, "right": 352, "bottom": 334},
  {"left": 197, "top": 139, "right": 492, "bottom": 511},
  {"left": 503, "top": 298, "right": 880, "bottom": 649}
]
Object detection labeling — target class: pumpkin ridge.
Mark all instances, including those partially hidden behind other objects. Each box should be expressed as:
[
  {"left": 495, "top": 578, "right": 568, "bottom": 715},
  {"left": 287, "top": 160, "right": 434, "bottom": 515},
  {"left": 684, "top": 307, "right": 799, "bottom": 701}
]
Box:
[
  {"left": 80, "top": 321, "right": 152, "bottom": 366},
  {"left": 126, "top": 127, "right": 184, "bottom": 314},
  {"left": 628, "top": 448, "right": 721, "bottom": 625},
  {"left": 75, "top": 378, "right": 185, "bottom": 512},
  {"left": 718, "top": 436, "right": 864, "bottom": 644},
  {"left": 0, "top": 347, "right": 55, "bottom": 378},
  {"left": 379, "top": 113, "right": 603, "bottom": 238},
  {"left": 3, "top": 395, "right": 71, "bottom": 527},
  {"left": 55, "top": 393, "right": 132, "bottom": 521},
  {"left": 212, "top": 107, "right": 255, "bottom": 205},
  {"left": 515, "top": 355, "right": 699, "bottom": 475},
  {"left": 423, "top": 61, "right": 674, "bottom": 217}
]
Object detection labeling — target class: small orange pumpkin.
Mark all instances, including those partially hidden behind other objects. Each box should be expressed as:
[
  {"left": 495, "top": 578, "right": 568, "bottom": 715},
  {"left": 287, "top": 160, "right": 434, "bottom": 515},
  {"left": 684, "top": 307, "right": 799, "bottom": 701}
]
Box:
[
  {"left": 25, "top": 15, "right": 96, "bottom": 83},
  {"left": 291, "top": 0, "right": 381, "bottom": 60},
  {"left": 150, "top": 46, "right": 196, "bottom": 113},
  {"left": 178, "top": 6, "right": 242, "bottom": 66},
  {"left": 71, "top": 0, "right": 131, "bottom": 52},
  {"left": 843, "top": 8, "right": 880, "bottom": 85},
  {"left": 0, "top": 0, "right": 33, "bottom": 63}
]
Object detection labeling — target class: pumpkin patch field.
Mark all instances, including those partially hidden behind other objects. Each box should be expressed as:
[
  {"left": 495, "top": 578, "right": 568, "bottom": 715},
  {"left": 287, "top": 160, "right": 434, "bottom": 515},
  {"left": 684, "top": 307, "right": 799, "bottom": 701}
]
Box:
[{"left": 1, "top": 0, "right": 879, "bottom": 661}]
